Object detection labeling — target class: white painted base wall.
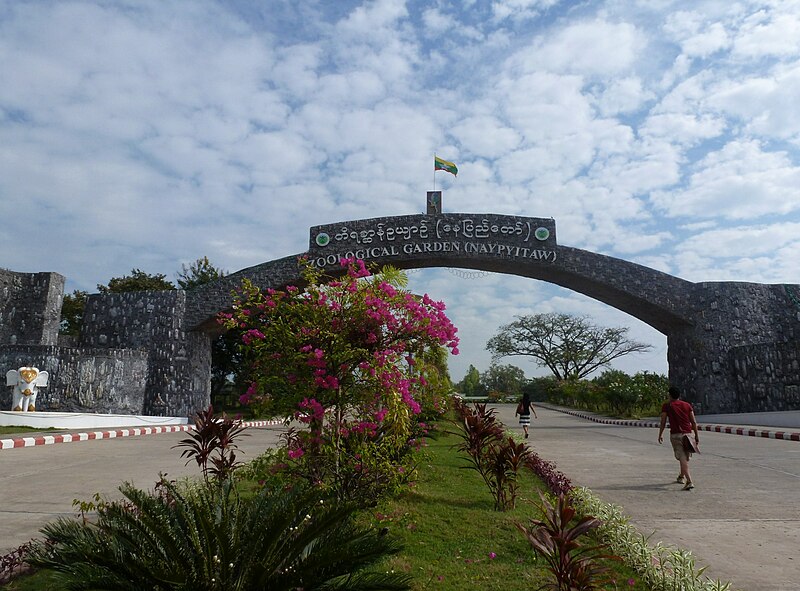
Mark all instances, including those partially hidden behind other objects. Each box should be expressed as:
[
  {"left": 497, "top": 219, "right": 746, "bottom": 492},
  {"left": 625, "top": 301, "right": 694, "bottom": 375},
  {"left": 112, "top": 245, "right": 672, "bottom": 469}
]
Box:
[{"left": 0, "top": 411, "right": 188, "bottom": 429}]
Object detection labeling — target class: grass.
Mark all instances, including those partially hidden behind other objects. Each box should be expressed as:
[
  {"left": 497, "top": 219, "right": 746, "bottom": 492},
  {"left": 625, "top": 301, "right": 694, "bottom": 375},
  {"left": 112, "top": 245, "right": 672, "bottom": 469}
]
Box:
[{"left": 368, "top": 430, "right": 648, "bottom": 590}]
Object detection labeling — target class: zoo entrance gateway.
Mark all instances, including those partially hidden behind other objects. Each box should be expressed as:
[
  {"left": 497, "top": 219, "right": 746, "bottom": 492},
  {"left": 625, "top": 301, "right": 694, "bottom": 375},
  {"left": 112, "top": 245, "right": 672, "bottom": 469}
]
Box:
[{"left": 2, "top": 212, "right": 799, "bottom": 419}]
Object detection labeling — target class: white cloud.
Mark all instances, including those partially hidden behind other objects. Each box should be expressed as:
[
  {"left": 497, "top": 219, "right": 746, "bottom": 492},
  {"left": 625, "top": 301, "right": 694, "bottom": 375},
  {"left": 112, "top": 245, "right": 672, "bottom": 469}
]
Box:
[
  {"left": 587, "top": 140, "right": 681, "bottom": 197},
  {"left": 651, "top": 139, "right": 800, "bottom": 219},
  {"left": 491, "top": 0, "right": 562, "bottom": 22},
  {"left": 640, "top": 112, "right": 726, "bottom": 145},
  {"left": 682, "top": 22, "right": 730, "bottom": 58},
  {"left": 422, "top": 8, "right": 450, "bottom": 34},
  {"left": 677, "top": 221, "right": 800, "bottom": 258},
  {"left": 336, "top": 0, "right": 409, "bottom": 38},
  {"left": 733, "top": 8, "right": 800, "bottom": 58},
  {"left": 707, "top": 63, "right": 800, "bottom": 141},
  {"left": 662, "top": 10, "right": 731, "bottom": 58},
  {"left": 509, "top": 19, "right": 646, "bottom": 77},
  {"left": 451, "top": 116, "right": 521, "bottom": 159},
  {"left": 596, "top": 77, "right": 654, "bottom": 116}
]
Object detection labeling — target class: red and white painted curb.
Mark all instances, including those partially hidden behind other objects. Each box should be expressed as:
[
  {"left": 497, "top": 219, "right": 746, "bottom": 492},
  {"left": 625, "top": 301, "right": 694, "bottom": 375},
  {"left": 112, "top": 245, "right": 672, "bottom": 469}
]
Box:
[
  {"left": 0, "top": 419, "right": 285, "bottom": 452},
  {"left": 547, "top": 406, "right": 800, "bottom": 442}
]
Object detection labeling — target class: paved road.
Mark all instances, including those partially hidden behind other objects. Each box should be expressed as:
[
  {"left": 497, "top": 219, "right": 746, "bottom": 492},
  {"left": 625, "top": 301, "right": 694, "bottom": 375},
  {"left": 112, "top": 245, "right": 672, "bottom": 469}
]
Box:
[
  {"left": 495, "top": 404, "right": 800, "bottom": 591},
  {"left": 0, "top": 424, "right": 286, "bottom": 554}
]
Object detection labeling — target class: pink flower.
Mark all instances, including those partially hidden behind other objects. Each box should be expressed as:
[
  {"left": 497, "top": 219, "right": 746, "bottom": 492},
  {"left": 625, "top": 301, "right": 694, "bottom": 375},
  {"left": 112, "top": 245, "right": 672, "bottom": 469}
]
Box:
[
  {"left": 488, "top": 552, "right": 496, "bottom": 559},
  {"left": 288, "top": 448, "right": 304, "bottom": 460},
  {"left": 241, "top": 329, "right": 265, "bottom": 345}
]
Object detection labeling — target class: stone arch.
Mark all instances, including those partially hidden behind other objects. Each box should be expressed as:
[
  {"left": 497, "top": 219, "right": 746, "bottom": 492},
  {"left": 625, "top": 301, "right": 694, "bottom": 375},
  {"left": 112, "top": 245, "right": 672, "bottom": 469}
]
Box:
[
  {"left": 6, "top": 213, "right": 797, "bottom": 417},
  {"left": 183, "top": 213, "right": 800, "bottom": 416}
]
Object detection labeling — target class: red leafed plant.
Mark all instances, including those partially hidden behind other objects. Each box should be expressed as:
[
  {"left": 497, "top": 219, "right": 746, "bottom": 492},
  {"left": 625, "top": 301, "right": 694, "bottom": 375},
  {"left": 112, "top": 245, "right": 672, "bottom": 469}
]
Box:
[
  {"left": 174, "top": 404, "right": 248, "bottom": 483},
  {"left": 517, "top": 492, "right": 620, "bottom": 590},
  {"left": 451, "top": 399, "right": 533, "bottom": 510}
]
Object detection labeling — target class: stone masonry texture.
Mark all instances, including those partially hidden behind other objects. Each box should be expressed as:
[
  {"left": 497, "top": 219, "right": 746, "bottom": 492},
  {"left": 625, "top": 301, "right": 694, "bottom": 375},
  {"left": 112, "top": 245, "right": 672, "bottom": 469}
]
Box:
[
  {"left": 2, "top": 213, "right": 799, "bottom": 417},
  {"left": 0, "top": 268, "right": 64, "bottom": 347}
]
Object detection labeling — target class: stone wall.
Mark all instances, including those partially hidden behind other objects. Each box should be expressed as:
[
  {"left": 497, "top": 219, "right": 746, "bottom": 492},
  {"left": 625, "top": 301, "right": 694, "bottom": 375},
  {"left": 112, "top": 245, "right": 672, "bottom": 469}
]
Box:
[
  {"left": 184, "top": 254, "right": 302, "bottom": 330},
  {"left": 731, "top": 342, "right": 800, "bottom": 412},
  {"left": 80, "top": 290, "right": 210, "bottom": 417},
  {"left": 0, "top": 345, "right": 148, "bottom": 414},
  {"left": 179, "top": 213, "right": 800, "bottom": 415},
  {"left": 0, "top": 268, "right": 64, "bottom": 346},
  {"left": 668, "top": 282, "right": 800, "bottom": 413}
]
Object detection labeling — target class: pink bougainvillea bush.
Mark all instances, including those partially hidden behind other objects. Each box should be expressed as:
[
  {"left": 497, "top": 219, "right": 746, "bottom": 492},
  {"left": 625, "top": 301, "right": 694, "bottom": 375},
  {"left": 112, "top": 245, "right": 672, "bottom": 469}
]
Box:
[{"left": 222, "top": 258, "right": 459, "bottom": 501}]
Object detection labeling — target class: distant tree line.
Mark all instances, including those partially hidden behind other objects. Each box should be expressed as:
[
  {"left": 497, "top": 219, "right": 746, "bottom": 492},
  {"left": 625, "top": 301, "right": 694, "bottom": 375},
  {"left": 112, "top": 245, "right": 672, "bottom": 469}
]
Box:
[
  {"left": 453, "top": 311, "right": 667, "bottom": 417},
  {"left": 455, "top": 364, "right": 668, "bottom": 419}
]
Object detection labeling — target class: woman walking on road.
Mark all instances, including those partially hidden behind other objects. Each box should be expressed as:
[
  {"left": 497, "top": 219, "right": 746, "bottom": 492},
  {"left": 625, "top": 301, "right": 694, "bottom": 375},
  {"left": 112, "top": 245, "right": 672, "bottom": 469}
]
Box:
[{"left": 515, "top": 391, "right": 538, "bottom": 439}]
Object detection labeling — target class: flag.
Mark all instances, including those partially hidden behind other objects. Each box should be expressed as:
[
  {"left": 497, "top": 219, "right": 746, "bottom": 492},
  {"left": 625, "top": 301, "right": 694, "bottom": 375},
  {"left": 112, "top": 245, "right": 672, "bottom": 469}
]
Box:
[{"left": 434, "top": 156, "right": 458, "bottom": 177}]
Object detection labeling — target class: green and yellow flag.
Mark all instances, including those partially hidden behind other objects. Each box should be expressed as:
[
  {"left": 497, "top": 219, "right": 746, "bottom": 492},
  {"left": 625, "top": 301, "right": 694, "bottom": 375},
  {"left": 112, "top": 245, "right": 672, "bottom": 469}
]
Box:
[{"left": 434, "top": 156, "right": 458, "bottom": 177}]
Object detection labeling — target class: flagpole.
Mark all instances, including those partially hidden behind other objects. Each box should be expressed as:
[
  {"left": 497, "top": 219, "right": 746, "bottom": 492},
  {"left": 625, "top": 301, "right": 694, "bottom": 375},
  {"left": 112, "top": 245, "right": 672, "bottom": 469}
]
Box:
[{"left": 433, "top": 153, "right": 436, "bottom": 191}]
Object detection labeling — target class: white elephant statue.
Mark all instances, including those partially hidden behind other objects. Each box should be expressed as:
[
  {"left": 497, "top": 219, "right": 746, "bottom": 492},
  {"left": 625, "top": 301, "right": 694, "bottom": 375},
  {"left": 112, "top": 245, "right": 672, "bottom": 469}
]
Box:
[{"left": 6, "top": 367, "right": 49, "bottom": 412}]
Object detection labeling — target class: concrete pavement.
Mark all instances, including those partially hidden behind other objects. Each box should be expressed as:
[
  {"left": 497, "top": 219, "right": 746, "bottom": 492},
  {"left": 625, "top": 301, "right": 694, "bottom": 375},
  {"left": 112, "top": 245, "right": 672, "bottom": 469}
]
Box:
[
  {"left": 496, "top": 404, "right": 800, "bottom": 591},
  {"left": 0, "top": 424, "right": 286, "bottom": 554}
]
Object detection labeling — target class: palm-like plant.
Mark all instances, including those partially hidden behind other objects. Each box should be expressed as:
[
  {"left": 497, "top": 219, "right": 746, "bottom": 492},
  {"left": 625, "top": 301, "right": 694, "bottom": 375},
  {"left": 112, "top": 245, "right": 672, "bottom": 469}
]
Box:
[{"left": 26, "top": 479, "right": 412, "bottom": 590}]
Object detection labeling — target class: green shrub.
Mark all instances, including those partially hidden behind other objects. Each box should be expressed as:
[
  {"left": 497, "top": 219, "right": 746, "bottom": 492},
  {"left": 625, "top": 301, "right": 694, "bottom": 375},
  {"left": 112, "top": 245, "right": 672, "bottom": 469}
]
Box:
[{"left": 27, "top": 479, "right": 412, "bottom": 591}]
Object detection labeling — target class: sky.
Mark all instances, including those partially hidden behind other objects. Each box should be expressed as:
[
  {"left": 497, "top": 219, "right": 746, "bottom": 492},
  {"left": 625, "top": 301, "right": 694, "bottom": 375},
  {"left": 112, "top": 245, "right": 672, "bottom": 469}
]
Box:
[{"left": 2, "top": 0, "right": 800, "bottom": 383}]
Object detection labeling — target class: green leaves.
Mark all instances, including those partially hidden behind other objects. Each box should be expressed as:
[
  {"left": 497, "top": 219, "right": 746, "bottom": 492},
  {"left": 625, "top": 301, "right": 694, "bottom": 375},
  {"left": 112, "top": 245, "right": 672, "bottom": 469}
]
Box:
[
  {"left": 27, "top": 481, "right": 412, "bottom": 591},
  {"left": 486, "top": 313, "right": 652, "bottom": 381},
  {"left": 222, "top": 259, "right": 458, "bottom": 503}
]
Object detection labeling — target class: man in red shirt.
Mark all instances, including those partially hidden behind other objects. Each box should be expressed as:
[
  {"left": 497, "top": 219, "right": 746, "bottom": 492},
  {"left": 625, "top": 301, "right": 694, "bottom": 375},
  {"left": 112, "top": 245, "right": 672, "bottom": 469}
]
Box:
[{"left": 658, "top": 386, "right": 700, "bottom": 490}]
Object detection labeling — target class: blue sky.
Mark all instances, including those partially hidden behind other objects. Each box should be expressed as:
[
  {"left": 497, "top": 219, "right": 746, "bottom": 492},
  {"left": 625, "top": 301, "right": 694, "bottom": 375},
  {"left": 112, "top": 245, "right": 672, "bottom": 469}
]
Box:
[{"left": 2, "top": 0, "right": 800, "bottom": 382}]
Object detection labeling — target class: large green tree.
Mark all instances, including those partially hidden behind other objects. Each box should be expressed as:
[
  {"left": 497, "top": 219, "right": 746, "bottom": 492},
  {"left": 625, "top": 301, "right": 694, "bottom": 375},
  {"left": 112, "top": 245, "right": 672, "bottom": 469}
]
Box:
[
  {"left": 176, "top": 256, "right": 225, "bottom": 290},
  {"left": 481, "top": 362, "right": 526, "bottom": 399},
  {"left": 486, "top": 313, "right": 652, "bottom": 381},
  {"left": 456, "top": 364, "right": 484, "bottom": 397}
]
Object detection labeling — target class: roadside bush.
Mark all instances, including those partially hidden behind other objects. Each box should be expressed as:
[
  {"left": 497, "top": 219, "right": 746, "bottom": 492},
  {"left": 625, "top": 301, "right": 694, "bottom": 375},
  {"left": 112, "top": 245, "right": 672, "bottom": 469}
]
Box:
[
  {"left": 543, "top": 371, "right": 669, "bottom": 418},
  {"left": 278, "top": 415, "right": 422, "bottom": 507},
  {"left": 592, "top": 370, "right": 640, "bottom": 416},
  {"left": 224, "top": 259, "right": 458, "bottom": 504},
  {"left": 523, "top": 376, "right": 559, "bottom": 402},
  {"left": 23, "top": 405, "right": 412, "bottom": 591}
]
